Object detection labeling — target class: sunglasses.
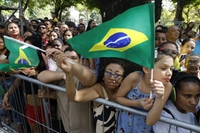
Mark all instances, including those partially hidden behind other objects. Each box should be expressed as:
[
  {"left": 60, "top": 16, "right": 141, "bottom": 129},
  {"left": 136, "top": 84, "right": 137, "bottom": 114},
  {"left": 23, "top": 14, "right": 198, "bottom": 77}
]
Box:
[{"left": 104, "top": 71, "right": 123, "bottom": 79}]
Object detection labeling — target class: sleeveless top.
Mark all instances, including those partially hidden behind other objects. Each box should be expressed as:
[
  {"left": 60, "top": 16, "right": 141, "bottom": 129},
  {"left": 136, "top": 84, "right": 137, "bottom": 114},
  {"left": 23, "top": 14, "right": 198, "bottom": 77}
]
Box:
[
  {"left": 93, "top": 84, "right": 118, "bottom": 133},
  {"left": 117, "top": 71, "right": 155, "bottom": 133}
]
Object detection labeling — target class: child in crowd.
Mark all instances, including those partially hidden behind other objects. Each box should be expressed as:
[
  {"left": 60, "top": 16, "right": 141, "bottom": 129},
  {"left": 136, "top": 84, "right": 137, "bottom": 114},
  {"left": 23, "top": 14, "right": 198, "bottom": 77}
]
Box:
[
  {"left": 47, "top": 38, "right": 64, "bottom": 71},
  {"left": 116, "top": 49, "right": 174, "bottom": 133},
  {"left": 49, "top": 30, "right": 60, "bottom": 43},
  {"left": 63, "top": 29, "right": 73, "bottom": 42},
  {"left": 153, "top": 71, "right": 200, "bottom": 133},
  {"left": 158, "top": 42, "right": 180, "bottom": 70}
]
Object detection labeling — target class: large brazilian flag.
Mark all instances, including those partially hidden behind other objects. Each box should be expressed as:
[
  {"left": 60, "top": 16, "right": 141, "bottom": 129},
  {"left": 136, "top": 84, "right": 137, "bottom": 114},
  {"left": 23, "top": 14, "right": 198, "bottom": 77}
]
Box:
[
  {"left": 1, "top": 36, "right": 39, "bottom": 71},
  {"left": 67, "top": 3, "right": 155, "bottom": 68}
]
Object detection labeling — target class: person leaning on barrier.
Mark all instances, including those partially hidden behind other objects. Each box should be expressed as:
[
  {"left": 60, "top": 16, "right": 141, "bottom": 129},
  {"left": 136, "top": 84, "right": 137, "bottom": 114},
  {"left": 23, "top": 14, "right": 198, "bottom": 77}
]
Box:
[
  {"left": 3, "top": 35, "right": 47, "bottom": 133},
  {"left": 0, "top": 33, "right": 24, "bottom": 132},
  {"left": 53, "top": 49, "right": 127, "bottom": 133},
  {"left": 45, "top": 48, "right": 97, "bottom": 86},
  {"left": 116, "top": 48, "right": 173, "bottom": 133},
  {"left": 37, "top": 47, "right": 94, "bottom": 133},
  {"left": 153, "top": 71, "right": 200, "bottom": 133}
]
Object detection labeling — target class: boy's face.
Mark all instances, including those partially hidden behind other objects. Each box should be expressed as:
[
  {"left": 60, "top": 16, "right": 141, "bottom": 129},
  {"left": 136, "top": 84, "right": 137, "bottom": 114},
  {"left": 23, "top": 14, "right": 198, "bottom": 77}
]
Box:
[{"left": 64, "top": 51, "right": 80, "bottom": 63}]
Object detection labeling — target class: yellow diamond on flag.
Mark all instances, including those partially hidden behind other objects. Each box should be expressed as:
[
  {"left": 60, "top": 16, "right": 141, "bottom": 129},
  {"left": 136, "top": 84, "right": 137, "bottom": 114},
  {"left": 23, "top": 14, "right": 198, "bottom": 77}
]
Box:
[
  {"left": 89, "top": 28, "right": 148, "bottom": 52},
  {"left": 14, "top": 48, "right": 31, "bottom": 65}
]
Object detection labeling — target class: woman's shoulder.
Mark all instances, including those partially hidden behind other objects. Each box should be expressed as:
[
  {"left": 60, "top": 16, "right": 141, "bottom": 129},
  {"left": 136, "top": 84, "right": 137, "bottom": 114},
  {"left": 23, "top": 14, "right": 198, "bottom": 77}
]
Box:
[
  {"left": 90, "top": 83, "right": 107, "bottom": 99},
  {"left": 88, "top": 82, "right": 103, "bottom": 91}
]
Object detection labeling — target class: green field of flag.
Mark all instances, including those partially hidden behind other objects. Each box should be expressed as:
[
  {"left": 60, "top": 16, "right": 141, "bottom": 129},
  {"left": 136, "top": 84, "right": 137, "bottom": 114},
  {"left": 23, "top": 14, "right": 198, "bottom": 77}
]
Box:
[{"left": 67, "top": 3, "right": 155, "bottom": 68}]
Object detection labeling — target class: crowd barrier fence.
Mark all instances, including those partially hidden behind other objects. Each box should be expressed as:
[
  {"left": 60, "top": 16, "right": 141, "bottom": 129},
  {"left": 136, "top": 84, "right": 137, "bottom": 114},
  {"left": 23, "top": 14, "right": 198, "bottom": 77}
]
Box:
[{"left": 0, "top": 74, "right": 199, "bottom": 133}]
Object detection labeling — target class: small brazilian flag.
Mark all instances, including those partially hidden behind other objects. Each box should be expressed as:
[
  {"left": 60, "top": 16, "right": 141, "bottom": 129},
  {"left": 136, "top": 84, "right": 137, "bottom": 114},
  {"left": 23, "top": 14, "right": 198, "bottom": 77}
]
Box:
[
  {"left": 67, "top": 3, "right": 155, "bottom": 68},
  {"left": 4, "top": 36, "right": 39, "bottom": 68}
]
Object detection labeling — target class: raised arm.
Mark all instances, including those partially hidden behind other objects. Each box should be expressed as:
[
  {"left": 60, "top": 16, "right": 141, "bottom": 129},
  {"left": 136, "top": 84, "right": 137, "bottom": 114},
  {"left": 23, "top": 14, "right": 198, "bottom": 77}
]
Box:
[
  {"left": 20, "top": 15, "right": 31, "bottom": 30},
  {"left": 37, "top": 70, "right": 65, "bottom": 83},
  {"left": 116, "top": 72, "right": 144, "bottom": 107},
  {"left": 146, "top": 81, "right": 172, "bottom": 125},
  {"left": 65, "top": 72, "right": 100, "bottom": 102},
  {"left": 56, "top": 57, "right": 100, "bottom": 102},
  {"left": 71, "top": 60, "right": 96, "bottom": 86},
  {"left": 47, "top": 49, "right": 97, "bottom": 86}
]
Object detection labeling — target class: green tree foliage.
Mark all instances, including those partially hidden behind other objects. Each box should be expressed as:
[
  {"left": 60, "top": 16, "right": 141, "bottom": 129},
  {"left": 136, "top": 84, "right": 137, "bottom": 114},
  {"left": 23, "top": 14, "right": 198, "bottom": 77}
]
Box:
[
  {"left": 0, "top": 0, "right": 19, "bottom": 22},
  {"left": 1, "top": 0, "right": 163, "bottom": 23},
  {"left": 76, "top": 4, "right": 101, "bottom": 25},
  {"left": 171, "top": 0, "right": 198, "bottom": 21},
  {"left": 85, "top": 0, "right": 162, "bottom": 23},
  {"left": 53, "top": 0, "right": 82, "bottom": 20},
  {"left": 182, "top": 2, "right": 200, "bottom": 23},
  {"left": 159, "top": 6, "right": 176, "bottom": 26},
  {"left": 1, "top": 0, "right": 84, "bottom": 21}
]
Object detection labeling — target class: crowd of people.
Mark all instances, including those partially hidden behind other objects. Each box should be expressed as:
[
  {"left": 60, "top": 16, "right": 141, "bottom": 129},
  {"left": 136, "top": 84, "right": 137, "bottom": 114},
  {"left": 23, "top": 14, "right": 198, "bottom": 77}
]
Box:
[{"left": 0, "top": 12, "right": 200, "bottom": 133}]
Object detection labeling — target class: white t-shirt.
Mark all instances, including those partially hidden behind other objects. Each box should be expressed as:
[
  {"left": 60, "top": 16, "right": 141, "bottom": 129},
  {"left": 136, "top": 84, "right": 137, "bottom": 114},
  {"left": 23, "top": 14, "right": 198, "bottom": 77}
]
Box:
[
  {"left": 47, "top": 57, "right": 57, "bottom": 71},
  {"left": 153, "top": 100, "right": 198, "bottom": 133}
]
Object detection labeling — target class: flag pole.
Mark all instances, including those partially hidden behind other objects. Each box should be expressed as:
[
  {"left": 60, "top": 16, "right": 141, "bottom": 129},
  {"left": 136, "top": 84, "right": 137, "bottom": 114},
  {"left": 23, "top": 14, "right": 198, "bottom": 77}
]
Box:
[
  {"left": 150, "top": 69, "right": 153, "bottom": 98},
  {"left": 150, "top": 0, "right": 155, "bottom": 97}
]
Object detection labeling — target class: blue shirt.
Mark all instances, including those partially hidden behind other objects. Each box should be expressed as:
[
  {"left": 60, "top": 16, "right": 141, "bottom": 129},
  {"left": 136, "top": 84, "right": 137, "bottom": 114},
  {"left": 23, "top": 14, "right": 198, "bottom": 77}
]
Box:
[{"left": 193, "top": 40, "right": 200, "bottom": 55}]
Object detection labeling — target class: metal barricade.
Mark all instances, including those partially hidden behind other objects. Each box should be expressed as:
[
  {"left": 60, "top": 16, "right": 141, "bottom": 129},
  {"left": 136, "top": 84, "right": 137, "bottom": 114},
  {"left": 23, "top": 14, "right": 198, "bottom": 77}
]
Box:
[{"left": 0, "top": 74, "right": 199, "bottom": 133}]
